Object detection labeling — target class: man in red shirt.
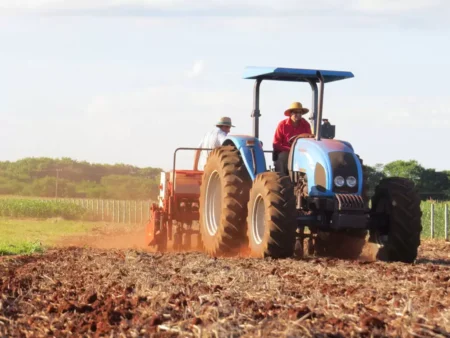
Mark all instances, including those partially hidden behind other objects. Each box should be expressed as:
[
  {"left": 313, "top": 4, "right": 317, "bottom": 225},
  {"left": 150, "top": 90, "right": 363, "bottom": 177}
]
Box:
[{"left": 273, "top": 101, "right": 312, "bottom": 176}]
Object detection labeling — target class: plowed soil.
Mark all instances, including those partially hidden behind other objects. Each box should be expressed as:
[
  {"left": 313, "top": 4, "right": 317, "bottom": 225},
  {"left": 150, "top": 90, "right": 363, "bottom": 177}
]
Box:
[{"left": 1, "top": 228, "right": 450, "bottom": 337}]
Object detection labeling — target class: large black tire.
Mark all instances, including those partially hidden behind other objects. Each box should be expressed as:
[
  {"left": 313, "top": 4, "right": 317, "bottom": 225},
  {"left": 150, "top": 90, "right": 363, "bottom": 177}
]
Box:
[
  {"left": 246, "top": 172, "right": 296, "bottom": 258},
  {"left": 315, "top": 230, "right": 367, "bottom": 259},
  {"left": 356, "top": 154, "right": 370, "bottom": 209},
  {"left": 199, "top": 145, "right": 251, "bottom": 256},
  {"left": 370, "top": 177, "right": 422, "bottom": 263}
]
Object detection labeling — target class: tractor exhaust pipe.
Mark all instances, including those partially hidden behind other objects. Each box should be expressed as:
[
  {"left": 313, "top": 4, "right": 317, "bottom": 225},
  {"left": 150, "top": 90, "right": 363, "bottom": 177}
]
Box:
[
  {"left": 316, "top": 71, "right": 325, "bottom": 141},
  {"left": 252, "top": 79, "right": 262, "bottom": 139}
]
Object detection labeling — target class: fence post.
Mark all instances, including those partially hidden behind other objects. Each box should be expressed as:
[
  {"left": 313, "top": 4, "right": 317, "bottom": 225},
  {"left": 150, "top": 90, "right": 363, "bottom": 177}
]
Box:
[
  {"left": 445, "top": 204, "right": 448, "bottom": 241},
  {"left": 123, "top": 201, "right": 126, "bottom": 223},
  {"left": 128, "top": 201, "right": 131, "bottom": 224},
  {"left": 115, "top": 200, "right": 118, "bottom": 223},
  {"left": 140, "top": 201, "right": 143, "bottom": 224},
  {"left": 134, "top": 201, "right": 137, "bottom": 224},
  {"left": 430, "top": 203, "right": 434, "bottom": 239}
]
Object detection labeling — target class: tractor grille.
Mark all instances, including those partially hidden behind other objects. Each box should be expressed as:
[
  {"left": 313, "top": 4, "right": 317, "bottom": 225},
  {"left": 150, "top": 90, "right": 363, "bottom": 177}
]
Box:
[
  {"left": 335, "top": 194, "right": 365, "bottom": 211},
  {"left": 329, "top": 151, "right": 358, "bottom": 193}
]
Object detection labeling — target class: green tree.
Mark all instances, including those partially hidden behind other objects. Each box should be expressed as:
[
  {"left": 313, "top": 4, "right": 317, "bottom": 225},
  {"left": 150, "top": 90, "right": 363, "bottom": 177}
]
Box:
[
  {"left": 101, "top": 175, "right": 158, "bottom": 200},
  {"left": 382, "top": 160, "right": 424, "bottom": 184},
  {"left": 363, "top": 164, "right": 386, "bottom": 197},
  {"left": 75, "top": 180, "right": 107, "bottom": 198},
  {"left": 0, "top": 177, "right": 25, "bottom": 195},
  {"left": 0, "top": 157, "right": 162, "bottom": 199},
  {"left": 23, "top": 177, "right": 76, "bottom": 197},
  {"left": 418, "top": 169, "right": 450, "bottom": 200}
]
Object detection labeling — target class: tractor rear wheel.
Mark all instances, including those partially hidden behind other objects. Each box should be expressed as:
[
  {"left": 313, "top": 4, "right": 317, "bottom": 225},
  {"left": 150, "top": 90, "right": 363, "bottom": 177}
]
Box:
[
  {"left": 370, "top": 177, "right": 422, "bottom": 263},
  {"left": 246, "top": 172, "right": 296, "bottom": 258},
  {"left": 199, "top": 145, "right": 251, "bottom": 256}
]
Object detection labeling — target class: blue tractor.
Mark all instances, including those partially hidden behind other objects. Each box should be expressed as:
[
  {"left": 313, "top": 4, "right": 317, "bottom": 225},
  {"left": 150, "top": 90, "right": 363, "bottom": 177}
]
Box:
[{"left": 198, "top": 66, "right": 422, "bottom": 263}]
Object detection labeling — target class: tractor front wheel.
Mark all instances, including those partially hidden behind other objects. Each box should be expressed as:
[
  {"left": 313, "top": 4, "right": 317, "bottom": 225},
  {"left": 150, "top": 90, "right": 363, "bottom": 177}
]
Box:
[
  {"left": 370, "top": 177, "right": 422, "bottom": 263},
  {"left": 246, "top": 172, "right": 296, "bottom": 258},
  {"left": 199, "top": 145, "right": 251, "bottom": 256}
]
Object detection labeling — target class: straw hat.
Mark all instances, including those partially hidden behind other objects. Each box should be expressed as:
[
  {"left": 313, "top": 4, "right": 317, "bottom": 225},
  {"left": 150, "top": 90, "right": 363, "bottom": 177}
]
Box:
[
  {"left": 216, "top": 116, "right": 235, "bottom": 127},
  {"left": 284, "top": 102, "right": 309, "bottom": 116}
]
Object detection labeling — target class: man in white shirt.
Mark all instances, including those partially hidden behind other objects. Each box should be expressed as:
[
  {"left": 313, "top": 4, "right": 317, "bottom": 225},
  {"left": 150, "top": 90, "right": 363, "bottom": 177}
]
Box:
[{"left": 194, "top": 117, "right": 235, "bottom": 170}]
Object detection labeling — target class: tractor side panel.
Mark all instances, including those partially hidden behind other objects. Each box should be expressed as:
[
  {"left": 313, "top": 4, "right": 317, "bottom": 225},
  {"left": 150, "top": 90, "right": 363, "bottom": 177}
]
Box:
[
  {"left": 158, "top": 172, "right": 169, "bottom": 208},
  {"left": 291, "top": 138, "right": 363, "bottom": 197},
  {"left": 223, "top": 135, "right": 267, "bottom": 180}
]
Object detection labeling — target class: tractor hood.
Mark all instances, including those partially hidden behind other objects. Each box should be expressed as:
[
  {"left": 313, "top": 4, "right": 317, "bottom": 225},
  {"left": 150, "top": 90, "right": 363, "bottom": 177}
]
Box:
[{"left": 291, "top": 138, "right": 362, "bottom": 197}]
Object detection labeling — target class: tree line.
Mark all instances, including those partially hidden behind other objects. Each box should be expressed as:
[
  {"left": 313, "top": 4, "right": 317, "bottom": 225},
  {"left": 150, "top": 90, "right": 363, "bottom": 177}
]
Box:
[
  {"left": 0, "top": 157, "right": 162, "bottom": 200},
  {"left": 0, "top": 157, "right": 449, "bottom": 200},
  {"left": 364, "top": 160, "right": 450, "bottom": 200}
]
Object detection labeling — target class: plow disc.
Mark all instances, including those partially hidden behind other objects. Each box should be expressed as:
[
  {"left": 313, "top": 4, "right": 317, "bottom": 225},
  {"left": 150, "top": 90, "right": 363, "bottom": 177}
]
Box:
[{"left": 145, "top": 203, "right": 168, "bottom": 252}]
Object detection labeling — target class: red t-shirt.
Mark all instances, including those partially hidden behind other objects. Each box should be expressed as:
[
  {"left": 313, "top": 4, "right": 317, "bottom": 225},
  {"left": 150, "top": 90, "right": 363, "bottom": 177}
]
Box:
[{"left": 273, "top": 117, "right": 312, "bottom": 152}]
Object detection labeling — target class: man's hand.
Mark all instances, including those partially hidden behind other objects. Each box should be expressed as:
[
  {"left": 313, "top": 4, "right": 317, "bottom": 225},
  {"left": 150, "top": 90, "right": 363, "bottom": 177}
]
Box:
[{"left": 288, "top": 133, "right": 315, "bottom": 144}]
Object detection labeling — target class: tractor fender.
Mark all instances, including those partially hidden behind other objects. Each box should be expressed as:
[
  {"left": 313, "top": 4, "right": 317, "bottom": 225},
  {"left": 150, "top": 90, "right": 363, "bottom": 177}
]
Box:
[
  {"left": 291, "top": 138, "right": 363, "bottom": 197},
  {"left": 223, "top": 135, "right": 267, "bottom": 180}
]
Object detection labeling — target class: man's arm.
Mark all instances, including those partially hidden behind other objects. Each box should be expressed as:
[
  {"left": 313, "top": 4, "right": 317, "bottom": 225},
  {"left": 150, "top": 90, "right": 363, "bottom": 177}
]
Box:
[
  {"left": 193, "top": 140, "right": 203, "bottom": 171},
  {"left": 273, "top": 122, "right": 290, "bottom": 152},
  {"left": 303, "top": 119, "right": 312, "bottom": 134},
  {"left": 217, "top": 130, "right": 227, "bottom": 146}
]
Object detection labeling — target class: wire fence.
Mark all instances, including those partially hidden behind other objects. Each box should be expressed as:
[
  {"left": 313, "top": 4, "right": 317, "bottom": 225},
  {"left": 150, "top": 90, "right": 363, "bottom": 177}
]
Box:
[
  {"left": 422, "top": 202, "right": 449, "bottom": 240},
  {"left": 65, "top": 199, "right": 448, "bottom": 240},
  {"left": 5, "top": 197, "right": 449, "bottom": 240},
  {"left": 59, "top": 198, "right": 152, "bottom": 224}
]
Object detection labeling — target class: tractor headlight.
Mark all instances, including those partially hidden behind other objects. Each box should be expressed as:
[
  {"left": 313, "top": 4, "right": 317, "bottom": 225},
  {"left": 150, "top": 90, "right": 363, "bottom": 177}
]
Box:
[
  {"left": 346, "top": 176, "right": 357, "bottom": 188},
  {"left": 334, "top": 176, "right": 345, "bottom": 187}
]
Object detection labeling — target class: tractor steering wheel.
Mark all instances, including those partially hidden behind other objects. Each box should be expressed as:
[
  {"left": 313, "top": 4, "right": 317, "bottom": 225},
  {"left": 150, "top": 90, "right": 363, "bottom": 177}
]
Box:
[{"left": 288, "top": 133, "right": 315, "bottom": 144}]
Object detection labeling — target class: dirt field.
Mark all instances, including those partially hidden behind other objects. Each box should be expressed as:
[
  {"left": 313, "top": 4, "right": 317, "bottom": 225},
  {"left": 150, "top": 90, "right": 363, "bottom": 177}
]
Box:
[{"left": 1, "top": 226, "right": 449, "bottom": 337}]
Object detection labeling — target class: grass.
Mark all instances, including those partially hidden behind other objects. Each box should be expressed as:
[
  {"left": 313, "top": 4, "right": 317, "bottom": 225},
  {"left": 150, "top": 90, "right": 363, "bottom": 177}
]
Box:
[{"left": 0, "top": 217, "right": 101, "bottom": 256}]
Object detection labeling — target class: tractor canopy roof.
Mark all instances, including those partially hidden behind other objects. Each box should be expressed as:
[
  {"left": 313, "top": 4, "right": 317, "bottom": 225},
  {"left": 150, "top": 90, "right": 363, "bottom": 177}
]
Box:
[{"left": 243, "top": 66, "right": 354, "bottom": 83}]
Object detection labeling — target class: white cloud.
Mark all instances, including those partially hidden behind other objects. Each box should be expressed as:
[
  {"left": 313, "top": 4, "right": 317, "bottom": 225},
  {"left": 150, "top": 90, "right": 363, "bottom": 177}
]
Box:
[
  {"left": 78, "top": 84, "right": 251, "bottom": 169},
  {"left": 353, "top": 0, "right": 442, "bottom": 12},
  {"left": 1, "top": 0, "right": 448, "bottom": 17},
  {"left": 332, "top": 95, "right": 450, "bottom": 129},
  {"left": 186, "top": 60, "right": 204, "bottom": 78}
]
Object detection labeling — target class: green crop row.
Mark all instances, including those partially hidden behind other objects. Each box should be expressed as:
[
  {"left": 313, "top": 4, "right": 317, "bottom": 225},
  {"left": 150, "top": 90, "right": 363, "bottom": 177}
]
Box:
[{"left": 0, "top": 198, "right": 87, "bottom": 220}]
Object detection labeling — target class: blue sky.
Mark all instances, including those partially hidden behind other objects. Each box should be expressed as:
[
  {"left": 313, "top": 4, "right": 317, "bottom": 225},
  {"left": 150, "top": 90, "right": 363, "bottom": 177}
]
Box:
[{"left": 1, "top": 0, "right": 449, "bottom": 171}]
